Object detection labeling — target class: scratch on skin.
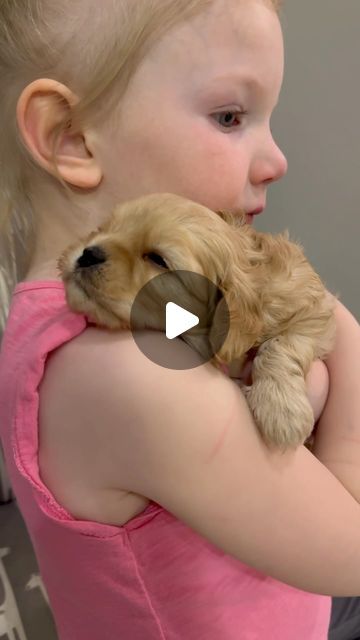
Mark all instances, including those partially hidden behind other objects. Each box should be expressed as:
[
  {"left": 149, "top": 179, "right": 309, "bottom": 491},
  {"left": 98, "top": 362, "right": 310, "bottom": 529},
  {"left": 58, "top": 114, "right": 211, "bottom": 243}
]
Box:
[{"left": 205, "top": 392, "right": 238, "bottom": 463}]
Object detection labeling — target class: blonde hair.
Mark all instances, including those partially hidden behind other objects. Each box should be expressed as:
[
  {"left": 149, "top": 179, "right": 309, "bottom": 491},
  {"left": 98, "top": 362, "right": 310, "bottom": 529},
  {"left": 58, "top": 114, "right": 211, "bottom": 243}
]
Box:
[{"left": 0, "top": 0, "right": 281, "bottom": 331}]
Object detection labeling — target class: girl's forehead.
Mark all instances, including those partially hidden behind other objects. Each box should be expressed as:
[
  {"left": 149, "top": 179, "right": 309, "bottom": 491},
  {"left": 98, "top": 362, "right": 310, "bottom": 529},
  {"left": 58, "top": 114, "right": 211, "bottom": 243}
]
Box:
[
  {"left": 141, "top": 1, "right": 283, "bottom": 94},
  {"left": 169, "top": 2, "right": 275, "bottom": 43}
]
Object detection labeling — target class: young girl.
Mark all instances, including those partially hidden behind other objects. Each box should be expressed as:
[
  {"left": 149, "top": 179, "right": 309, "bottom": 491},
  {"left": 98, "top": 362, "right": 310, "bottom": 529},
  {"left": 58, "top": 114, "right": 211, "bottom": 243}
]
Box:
[{"left": 0, "top": 1, "right": 360, "bottom": 638}]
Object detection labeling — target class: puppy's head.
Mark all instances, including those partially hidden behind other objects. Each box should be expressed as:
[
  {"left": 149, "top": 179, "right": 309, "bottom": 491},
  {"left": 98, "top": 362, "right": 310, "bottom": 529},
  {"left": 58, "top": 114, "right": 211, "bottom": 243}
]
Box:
[{"left": 58, "top": 193, "right": 258, "bottom": 346}]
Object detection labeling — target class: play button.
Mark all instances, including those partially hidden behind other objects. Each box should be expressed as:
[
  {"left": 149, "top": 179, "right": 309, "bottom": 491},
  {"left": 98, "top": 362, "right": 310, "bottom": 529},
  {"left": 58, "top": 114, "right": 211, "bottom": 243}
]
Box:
[
  {"left": 166, "top": 303, "right": 199, "bottom": 339},
  {"left": 130, "top": 270, "right": 230, "bottom": 370}
]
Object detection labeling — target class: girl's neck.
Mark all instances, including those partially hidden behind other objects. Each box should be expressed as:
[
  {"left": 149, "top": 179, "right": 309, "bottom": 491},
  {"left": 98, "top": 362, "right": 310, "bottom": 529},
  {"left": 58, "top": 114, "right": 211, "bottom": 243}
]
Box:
[
  {"left": 23, "top": 262, "right": 62, "bottom": 283},
  {"left": 25, "top": 181, "right": 113, "bottom": 282}
]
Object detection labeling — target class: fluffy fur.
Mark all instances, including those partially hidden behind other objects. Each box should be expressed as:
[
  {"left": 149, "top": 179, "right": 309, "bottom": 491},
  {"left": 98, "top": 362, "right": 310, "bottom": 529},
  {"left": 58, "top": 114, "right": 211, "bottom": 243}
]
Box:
[{"left": 58, "top": 192, "right": 337, "bottom": 451}]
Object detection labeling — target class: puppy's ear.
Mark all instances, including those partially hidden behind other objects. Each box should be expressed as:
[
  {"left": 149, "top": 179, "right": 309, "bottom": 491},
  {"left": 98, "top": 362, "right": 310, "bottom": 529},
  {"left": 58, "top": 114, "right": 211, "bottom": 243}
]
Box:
[
  {"left": 209, "top": 259, "right": 263, "bottom": 366},
  {"left": 215, "top": 209, "right": 247, "bottom": 228}
]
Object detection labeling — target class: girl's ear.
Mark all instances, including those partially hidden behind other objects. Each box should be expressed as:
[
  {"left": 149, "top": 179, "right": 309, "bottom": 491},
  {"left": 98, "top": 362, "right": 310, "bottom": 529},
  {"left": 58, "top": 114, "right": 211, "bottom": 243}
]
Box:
[{"left": 16, "top": 78, "right": 103, "bottom": 189}]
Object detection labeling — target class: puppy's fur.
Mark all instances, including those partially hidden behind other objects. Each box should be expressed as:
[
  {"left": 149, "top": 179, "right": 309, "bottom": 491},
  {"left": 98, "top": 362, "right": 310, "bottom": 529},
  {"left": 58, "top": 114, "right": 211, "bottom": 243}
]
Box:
[{"left": 58, "top": 193, "right": 337, "bottom": 451}]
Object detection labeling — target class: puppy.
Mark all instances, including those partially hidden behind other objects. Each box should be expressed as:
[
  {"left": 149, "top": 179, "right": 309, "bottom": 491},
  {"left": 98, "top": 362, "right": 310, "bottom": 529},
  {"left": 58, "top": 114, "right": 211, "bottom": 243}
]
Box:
[{"left": 58, "top": 192, "right": 337, "bottom": 451}]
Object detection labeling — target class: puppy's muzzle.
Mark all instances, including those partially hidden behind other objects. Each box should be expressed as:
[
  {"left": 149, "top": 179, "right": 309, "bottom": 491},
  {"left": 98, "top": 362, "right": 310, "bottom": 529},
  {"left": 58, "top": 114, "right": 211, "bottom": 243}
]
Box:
[{"left": 76, "top": 246, "right": 107, "bottom": 270}]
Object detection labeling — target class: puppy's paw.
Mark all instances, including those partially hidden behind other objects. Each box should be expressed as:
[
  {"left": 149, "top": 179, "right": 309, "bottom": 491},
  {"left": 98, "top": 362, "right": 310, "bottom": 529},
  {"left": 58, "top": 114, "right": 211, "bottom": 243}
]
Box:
[{"left": 244, "top": 380, "right": 314, "bottom": 450}]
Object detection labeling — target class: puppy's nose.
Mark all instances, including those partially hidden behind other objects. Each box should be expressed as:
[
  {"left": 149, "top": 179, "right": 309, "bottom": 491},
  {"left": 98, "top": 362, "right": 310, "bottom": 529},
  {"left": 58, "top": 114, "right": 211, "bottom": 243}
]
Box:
[{"left": 76, "top": 246, "right": 107, "bottom": 269}]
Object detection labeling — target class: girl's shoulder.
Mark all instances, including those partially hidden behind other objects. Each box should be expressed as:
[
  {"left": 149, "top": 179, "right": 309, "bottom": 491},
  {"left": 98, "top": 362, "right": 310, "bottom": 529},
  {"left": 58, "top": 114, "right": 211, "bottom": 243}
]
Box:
[{"left": 38, "top": 326, "right": 151, "bottom": 526}]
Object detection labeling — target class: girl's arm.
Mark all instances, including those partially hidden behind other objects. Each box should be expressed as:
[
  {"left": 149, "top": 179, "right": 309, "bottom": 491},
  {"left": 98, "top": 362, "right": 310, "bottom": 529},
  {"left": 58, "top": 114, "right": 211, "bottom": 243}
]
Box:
[
  {"left": 46, "top": 322, "right": 360, "bottom": 595},
  {"left": 312, "top": 299, "right": 360, "bottom": 502},
  {"left": 98, "top": 331, "right": 360, "bottom": 596}
]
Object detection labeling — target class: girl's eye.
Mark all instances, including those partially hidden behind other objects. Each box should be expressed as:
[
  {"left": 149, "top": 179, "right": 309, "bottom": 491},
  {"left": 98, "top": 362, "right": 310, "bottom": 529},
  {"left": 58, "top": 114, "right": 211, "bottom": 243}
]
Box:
[
  {"left": 212, "top": 109, "right": 247, "bottom": 130},
  {"left": 143, "top": 252, "right": 169, "bottom": 269}
]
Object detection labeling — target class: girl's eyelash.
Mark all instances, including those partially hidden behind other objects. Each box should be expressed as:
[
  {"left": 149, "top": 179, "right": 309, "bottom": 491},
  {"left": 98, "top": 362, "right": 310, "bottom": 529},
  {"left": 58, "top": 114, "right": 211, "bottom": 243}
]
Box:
[{"left": 212, "top": 109, "right": 248, "bottom": 130}]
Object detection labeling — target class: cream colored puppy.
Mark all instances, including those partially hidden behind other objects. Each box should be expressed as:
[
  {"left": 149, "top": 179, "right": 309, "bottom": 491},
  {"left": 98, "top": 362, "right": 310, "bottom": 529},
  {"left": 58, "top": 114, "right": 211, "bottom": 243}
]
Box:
[{"left": 58, "top": 192, "right": 337, "bottom": 451}]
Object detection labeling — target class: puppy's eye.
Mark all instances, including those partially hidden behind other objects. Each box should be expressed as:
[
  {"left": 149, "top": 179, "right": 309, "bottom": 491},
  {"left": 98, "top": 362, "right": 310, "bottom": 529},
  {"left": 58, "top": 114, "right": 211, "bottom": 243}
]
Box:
[{"left": 143, "top": 252, "right": 169, "bottom": 269}]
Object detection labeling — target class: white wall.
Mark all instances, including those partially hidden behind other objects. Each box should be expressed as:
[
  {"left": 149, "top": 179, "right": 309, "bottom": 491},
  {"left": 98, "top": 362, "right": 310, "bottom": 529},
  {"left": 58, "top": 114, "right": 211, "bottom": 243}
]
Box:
[{"left": 256, "top": 0, "right": 360, "bottom": 319}]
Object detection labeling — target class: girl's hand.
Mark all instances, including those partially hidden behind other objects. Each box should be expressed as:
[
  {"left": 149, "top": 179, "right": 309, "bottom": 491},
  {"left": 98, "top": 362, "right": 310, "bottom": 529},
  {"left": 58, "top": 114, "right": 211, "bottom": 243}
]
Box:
[
  {"left": 304, "top": 359, "right": 330, "bottom": 424},
  {"left": 227, "top": 353, "right": 330, "bottom": 424}
]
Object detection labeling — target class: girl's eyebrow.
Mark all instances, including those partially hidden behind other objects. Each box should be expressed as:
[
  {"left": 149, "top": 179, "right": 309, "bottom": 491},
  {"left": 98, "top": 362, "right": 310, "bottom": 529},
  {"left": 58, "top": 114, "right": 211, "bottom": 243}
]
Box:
[
  {"left": 200, "top": 72, "right": 282, "bottom": 110},
  {"left": 208, "top": 72, "right": 265, "bottom": 94},
  {"left": 191, "top": 71, "right": 266, "bottom": 103}
]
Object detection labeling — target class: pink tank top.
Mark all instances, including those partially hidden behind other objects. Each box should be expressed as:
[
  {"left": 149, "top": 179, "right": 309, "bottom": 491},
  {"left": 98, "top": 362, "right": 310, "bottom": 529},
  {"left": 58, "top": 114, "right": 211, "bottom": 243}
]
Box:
[{"left": 0, "top": 281, "right": 331, "bottom": 640}]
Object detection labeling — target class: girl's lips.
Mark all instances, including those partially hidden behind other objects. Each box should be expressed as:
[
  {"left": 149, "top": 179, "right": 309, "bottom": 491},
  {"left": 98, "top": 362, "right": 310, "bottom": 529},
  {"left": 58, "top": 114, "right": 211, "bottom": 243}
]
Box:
[
  {"left": 245, "top": 206, "right": 264, "bottom": 225},
  {"left": 248, "top": 206, "right": 264, "bottom": 216}
]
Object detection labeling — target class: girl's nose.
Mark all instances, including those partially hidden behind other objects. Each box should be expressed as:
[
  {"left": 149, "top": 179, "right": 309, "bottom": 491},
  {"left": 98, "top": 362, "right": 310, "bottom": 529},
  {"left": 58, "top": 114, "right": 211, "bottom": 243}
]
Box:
[{"left": 251, "top": 134, "right": 288, "bottom": 186}]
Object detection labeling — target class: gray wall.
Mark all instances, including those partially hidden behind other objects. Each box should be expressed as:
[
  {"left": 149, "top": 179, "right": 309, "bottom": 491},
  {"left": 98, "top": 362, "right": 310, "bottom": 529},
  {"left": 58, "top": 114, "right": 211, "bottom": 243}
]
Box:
[{"left": 256, "top": 0, "right": 360, "bottom": 320}]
